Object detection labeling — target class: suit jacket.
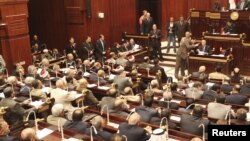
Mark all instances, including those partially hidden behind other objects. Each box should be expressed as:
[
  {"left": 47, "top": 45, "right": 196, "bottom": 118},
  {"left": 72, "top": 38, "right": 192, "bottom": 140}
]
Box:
[
  {"left": 240, "top": 84, "right": 250, "bottom": 95},
  {"left": 150, "top": 65, "right": 167, "bottom": 83},
  {"left": 180, "top": 114, "right": 210, "bottom": 136},
  {"left": 225, "top": 94, "right": 248, "bottom": 105},
  {"left": 0, "top": 136, "right": 18, "bottom": 141},
  {"left": 166, "top": 22, "right": 176, "bottom": 35},
  {"left": 0, "top": 98, "right": 26, "bottom": 126},
  {"left": 207, "top": 102, "right": 231, "bottom": 119},
  {"left": 236, "top": 0, "right": 250, "bottom": 9},
  {"left": 202, "top": 90, "right": 218, "bottom": 101},
  {"left": 78, "top": 42, "right": 94, "bottom": 61},
  {"left": 118, "top": 122, "right": 151, "bottom": 141},
  {"left": 177, "top": 37, "right": 195, "bottom": 59},
  {"left": 47, "top": 115, "right": 67, "bottom": 126},
  {"left": 220, "top": 84, "right": 233, "bottom": 94},
  {"left": 100, "top": 96, "right": 116, "bottom": 112},
  {"left": 141, "top": 17, "right": 153, "bottom": 35},
  {"left": 185, "top": 87, "right": 203, "bottom": 99},
  {"left": 135, "top": 106, "right": 159, "bottom": 123},
  {"left": 198, "top": 45, "right": 212, "bottom": 55},
  {"left": 113, "top": 75, "right": 133, "bottom": 92},
  {"left": 85, "top": 128, "right": 112, "bottom": 141},
  {"left": 64, "top": 121, "right": 90, "bottom": 134},
  {"left": 150, "top": 117, "right": 178, "bottom": 130},
  {"left": 66, "top": 44, "right": 78, "bottom": 58},
  {"left": 230, "top": 119, "right": 250, "bottom": 125},
  {"left": 149, "top": 29, "right": 162, "bottom": 47},
  {"left": 20, "top": 85, "right": 32, "bottom": 96},
  {"left": 175, "top": 21, "right": 190, "bottom": 39},
  {"left": 158, "top": 101, "right": 179, "bottom": 110},
  {"left": 95, "top": 39, "right": 106, "bottom": 62}
]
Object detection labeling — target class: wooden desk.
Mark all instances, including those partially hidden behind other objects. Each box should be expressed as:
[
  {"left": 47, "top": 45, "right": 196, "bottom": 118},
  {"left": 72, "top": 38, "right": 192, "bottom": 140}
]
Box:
[{"left": 188, "top": 54, "right": 233, "bottom": 75}]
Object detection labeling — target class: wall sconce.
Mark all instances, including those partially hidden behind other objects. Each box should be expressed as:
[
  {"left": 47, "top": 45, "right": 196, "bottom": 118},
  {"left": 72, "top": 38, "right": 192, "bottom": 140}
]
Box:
[{"left": 98, "top": 12, "right": 104, "bottom": 19}]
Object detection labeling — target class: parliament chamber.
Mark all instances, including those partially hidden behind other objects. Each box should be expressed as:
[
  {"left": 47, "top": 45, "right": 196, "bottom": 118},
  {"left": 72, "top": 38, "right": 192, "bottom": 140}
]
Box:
[{"left": 0, "top": 0, "right": 250, "bottom": 141}]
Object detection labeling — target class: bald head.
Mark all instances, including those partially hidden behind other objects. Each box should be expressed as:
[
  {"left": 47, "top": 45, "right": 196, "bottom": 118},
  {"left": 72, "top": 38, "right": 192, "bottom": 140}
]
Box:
[
  {"left": 199, "top": 66, "right": 206, "bottom": 73},
  {"left": 91, "top": 116, "right": 104, "bottom": 130},
  {"left": 98, "top": 69, "right": 105, "bottom": 77},
  {"left": 128, "top": 112, "right": 141, "bottom": 125},
  {"left": 51, "top": 104, "right": 64, "bottom": 117},
  {"left": 20, "top": 128, "right": 37, "bottom": 141},
  {"left": 78, "top": 78, "right": 88, "bottom": 88}
]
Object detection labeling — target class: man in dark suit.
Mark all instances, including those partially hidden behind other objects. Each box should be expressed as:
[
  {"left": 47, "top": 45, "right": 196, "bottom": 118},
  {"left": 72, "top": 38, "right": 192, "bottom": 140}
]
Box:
[
  {"left": 0, "top": 120, "right": 18, "bottom": 141},
  {"left": 78, "top": 36, "right": 94, "bottom": 61},
  {"left": 118, "top": 112, "right": 151, "bottom": 141},
  {"left": 65, "top": 37, "right": 78, "bottom": 59},
  {"left": 197, "top": 40, "right": 212, "bottom": 55},
  {"left": 225, "top": 85, "right": 248, "bottom": 105},
  {"left": 63, "top": 109, "right": 90, "bottom": 134},
  {"left": 212, "top": 0, "right": 222, "bottom": 11},
  {"left": 236, "top": 0, "right": 250, "bottom": 10},
  {"left": 175, "top": 16, "right": 190, "bottom": 43},
  {"left": 202, "top": 83, "right": 220, "bottom": 101},
  {"left": 175, "top": 32, "right": 199, "bottom": 78},
  {"left": 141, "top": 12, "right": 153, "bottom": 35},
  {"left": 180, "top": 106, "right": 210, "bottom": 136},
  {"left": 135, "top": 97, "right": 160, "bottom": 123},
  {"left": 150, "top": 59, "right": 168, "bottom": 83},
  {"left": 240, "top": 77, "right": 250, "bottom": 95},
  {"left": 149, "top": 24, "right": 163, "bottom": 59},
  {"left": 220, "top": 80, "right": 233, "bottom": 94},
  {"left": 166, "top": 17, "right": 177, "bottom": 53},
  {"left": 95, "top": 34, "right": 106, "bottom": 63}
]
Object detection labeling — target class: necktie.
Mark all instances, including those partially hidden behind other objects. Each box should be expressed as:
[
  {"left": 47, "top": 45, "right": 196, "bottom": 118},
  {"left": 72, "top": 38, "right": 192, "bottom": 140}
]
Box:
[{"left": 203, "top": 46, "right": 206, "bottom": 52}]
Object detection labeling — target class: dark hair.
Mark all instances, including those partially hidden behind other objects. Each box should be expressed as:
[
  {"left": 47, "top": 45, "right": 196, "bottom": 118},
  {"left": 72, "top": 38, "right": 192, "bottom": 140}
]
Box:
[
  {"left": 215, "top": 65, "right": 222, "bottom": 72},
  {"left": 161, "top": 108, "right": 171, "bottom": 119},
  {"left": 216, "top": 94, "right": 226, "bottom": 104},
  {"left": 170, "top": 82, "right": 178, "bottom": 91},
  {"left": 193, "top": 82, "right": 202, "bottom": 88},
  {"left": 72, "top": 109, "right": 84, "bottom": 121},
  {"left": 3, "top": 87, "right": 13, "bottom": 98},
  {"left": 153, "top": 58, "right": 159, "bottom": 65},
  {"left": 192, "top": 106, "right": 203, "bottom": 118},
  {"left": 32, "top": 79, "right": 39, "bottom": 89},
  {"left": 236, "top": 108, "right": 247, "bottom": 121},
  {"left": 212, "top": 84, "right": 220, "bottom": 91},
  {"left": 144, "top": 97, "right": 153, "bottom": 107}
]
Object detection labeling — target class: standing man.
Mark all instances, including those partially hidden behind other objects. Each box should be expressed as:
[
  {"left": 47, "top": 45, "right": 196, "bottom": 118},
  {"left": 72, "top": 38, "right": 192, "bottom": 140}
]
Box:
[
  {"left": 176, "top": 16, "right": 190, "bottom": 43},
  {"left": 139, "top": 10, "right": 147, "bottom": 32},
  {"left": 236, "top": 0, "right": 250, "bottom": 10},
  {"left": 166, "top": 17, "right": 177, "bottom": 53},
  {"left": 175, "top": 32, "right": 199, "bottom": 78},
  {"left": 149, "top": 24, "right": 163, "bottom": 60},
  {"left": 95, "top": 34, "right": 106, "bottom": 63},
  {"left": 78, "top": 36, "right": 94, "bottom": 61},
  {"left": 65, "top": 37, "right": 78, "bottom": 59},
  {"left": 141, "top": 13, "right": 154, "bottom": 35}
]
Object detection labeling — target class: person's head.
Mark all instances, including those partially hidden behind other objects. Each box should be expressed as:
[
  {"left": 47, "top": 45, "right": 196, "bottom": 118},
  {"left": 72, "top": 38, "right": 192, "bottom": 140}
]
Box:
[
  {"left": 24, "top": 77, "right": 35, "bottom": 86},
  {"left": 52, "top": 48, "right": 59, "bottom": 54},
  {"left": 78, "top": 78, "right": 88, "bottom": 89},
  {"left": 94, "top": 62, "right": 102, "bottom": 69},
  {"left": 110, "top": 52, "right": 116, "bottom": 58},
  {"left": 233, "top": 67, "right": 240, "bottom": 75},
  {"left": 143, "top": 97, "right": 153, "bottom": 107},
  {"left": 142, "top": 10, "right": 147, "bottom": 16},
  {"left": 86, "top": 36, "right": 91, "bottom": 43},
  {"left": 146, "top": 12, "right": 151, "bottom": 18},
  {"left": 192, "top": 105, "right": 203, "bottom": 118},
  {"left": 160, "top": 108, "right": 171, "bottom": 119},
  {"left": 185, "top": 31, "right": 191, "bottom": 38},
  {"left": 151, "top": 79, "right": 159, "bottom": 89},
  {"left": 0, "top": 120, "right": 10, "bottom": 136},
  {"left": 211, "top": 83, "right": 220, "bottom": 92},
  {"left": 236, "top": 108, "right": 247, "bottom": 121},
  {"left": 28, "top": 65, "right": 37, "bottom": 75},
  {"left": 6, "top": 76, "right": 17, "bottom": 85},
  {"left": 110, "top": 134, "right": 125, "bottom": 141},
  {"left": 32, "top": 79, "right": 42, "bottom": 89},
  {"left": 56, "top": 79, "right": 67, "bottom": 89},
  {"left": 33, "top": 35, "right": 38, "bottom": 41},
  {"left": 144, "top": 56, "right": 149, "bottom": 63},
  {"left": 153, "top": 58, "right": 159, "bottom": 65},
  {"left": 170, "top": 82, "right": 178, "bottom": 91},
  {"left": 108, "top": 87, "right": 118, "bottom": 97},
  {"left": 233, "top": 84, "right": 241, "bottom": 93},
  {"left": 216, "top": 94, "right": 226, "bottom": 104},
  {"left": 193, "top": 81, "right": 203, "bottom": 90},
  {"left": 91, "top": 115, "right": 104, "bottom": 130},
  {"left": 128, "top": 112, "right": 141, "bottom": 125},
  {"left": 42, "top": 58, "right": 49, "bottom": 67},
  {"left": 170, "top": 17, "right": 174, "bottom": 22},
  {"left": 97, "top": 69, "right": 105, "bottom": 78},
  {"left": 51, "top": 104, "right": 64, "bottom": 117},
  {"left": 198, "top": 66, "right": 206, "bottom": 73},
  {"left": 180, "top": 16, "right": 184, "bottom": 22},
  {"left": 114, "top": 98, "right": 127, "bottom": 111},
  {"left": 152, "top": 24, "right": 157, "bottom": 30},
  {"left": 20, "top": 128, "right": 37, "bottom": 141},
  {"left": 124, "top": 87, "right": 133, "bottom": 95},
  {"left": 215, "top": 65, "right": 222, "bottom": 72},
  {"left": 67, "top": 53, "right": 74, "bottom": 61},
  {"left": 3, "top": 87, "right": 13, "bottom": 98},
  {"left": 72, "top": 109, "right": 84, "bottom": 121},
  {"left": 201, "top": 40, "right": 207, "bottom": 46},
  {"left": 99, "top": 34, "right": 104, "bottom": 40},
  {"left": 246, "top": 77, "right": 250, "bottom": 84},
  {"left": 129, "top": 38, "right": 135, "bottom": 45},
  {"left": 163, "top": 90, "right": 173, "bottom": 100}
]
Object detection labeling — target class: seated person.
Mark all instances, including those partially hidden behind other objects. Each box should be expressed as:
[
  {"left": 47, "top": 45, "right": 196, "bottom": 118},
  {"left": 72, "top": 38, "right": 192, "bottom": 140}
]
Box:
[
  {"left": 176, "top": 76, "right": 188, "bottom": 89},
  {"left": 52, "top": 48, "right": 63, "bottom": 59},
  {"left": 47, "top": 104, "right": 67, "bottom": 126},
  {"left": 170, "top": 82, "right": 184, "bottom": 96},
  {"left": 207, "top": 94, "right": 231, "bottom": 119},
  {"left": 6, "top": 76, "right": 21, "bottom": 94},
  {"left": 86, "top": 116, "right": 112, "bottom": 141},
  {"left": 110, "top": 98, "right": 129, "bottom": 117},
  {"left": 231, "top": 108, "right": 249, "bottom": 125},
  {"left": 212, "top": 0, "right": 221, "bottom": 11},
  {"left": 83, "top": 59, "right": 93, "bottom": 72},
  {"left": 180, "top": 105, "right": 210, "bottom": 136},
  {"left": 100, "top": 87, "right": 119, "bottom": 112},
  {"left": 138, "top": 56, "right": 151, "bottom": 69},
  {"left": 209, "top": 65, "right": 230, "bottom": 80},
  {"left": 41, "top": 49, "right": 53, "bottom": 60},
  {"left": 30, "top": 79, "right": 47, "bottom": 98},
  {"left": 151, "top": 79, "right": 163, "bottom": 95},
  {"left": 220, "top": 79, "right": 233, "bottom": 94},
  {"left": 202, "top": 83, "right": 220, "bottom": 101},
  {"left": 225, "top": 85, "right": 248, "bottom": 105},
  {"left": 120, "top": 87, "right": 141, "bottom": 103},
  {"left": 240, "top": 77, "right": 250, "bottom": 95},
  {"left": 106, "top": 52, "right": 116, "bottom": 65},
  {"left": 116, "top": 52, "right": 128, "bottom": 66},
  {"left": 118, "top": 112, "right": 151, "bottom": 141},
  {"left": 222, "top": 20, "right": 236, "bottom": 34},
  {"left": 185, "top": 81, "right": 204, "bottom": 99},
  {"left": 27, "top": 65, "right": 41, "bottom": 80},
  {"left": 91, "top": 62, "right": 102, "bottom": 73},
  {"left": 197, "top": 40, "right": 212, "bottom": 55},
  {"left": 20, "top": 77, "right": 35, "bottom": 95},
  {"left": 110, "top": 134, "right": 126, "bottom": 141},
  {"left": 113, "top": 70, "right": 133, "bottom": 93},
  {"left": 135, "top": 97, "right": 160, "bottom": 123},
  {"left": 191, "top": 65, "right": 208, "bottom": 80},
  {"left": 0, "top": 119, "right": 18, "bottom": 141},
  {"left": 20, "top": 128, "right": 38, "bottom": 141},
  {"left": 150, "top": 59, "right": 168, "bottom": 83},
  {"left": 64, "top": 109, "right": 90, "bottom": 134},
  {"left": 89, "top": 69, "right": 107, "bottom": 84},
  {"left": 230, "top": 67, "right": 243, "bottom": 83},
  {"left": 159, "top": 90, "right": 179, "bottom": 110},
  {"left": 76, "top": 78, "right": 99, "bottom": 106},
  {"left": 62, "top": 69, "right": 78, "bottom": 90},
  {"left": 66, "top": 53, "right": 76, "bottom": 68}
]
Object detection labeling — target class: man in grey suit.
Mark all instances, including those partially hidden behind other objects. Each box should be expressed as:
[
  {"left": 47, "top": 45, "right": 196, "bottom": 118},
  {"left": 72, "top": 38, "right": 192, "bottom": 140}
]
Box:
[
  {"left": 175, "top": 32, "right": 199, "bottom": 78},
  {"left": 113, "top": 70, "right": 133, "bottom": 93},
  {"left": 185, "top": 81, "right": 204, "bottom": 99},
  {"left": 207, "top": 94, "right": 231, "bottom": 120}
]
